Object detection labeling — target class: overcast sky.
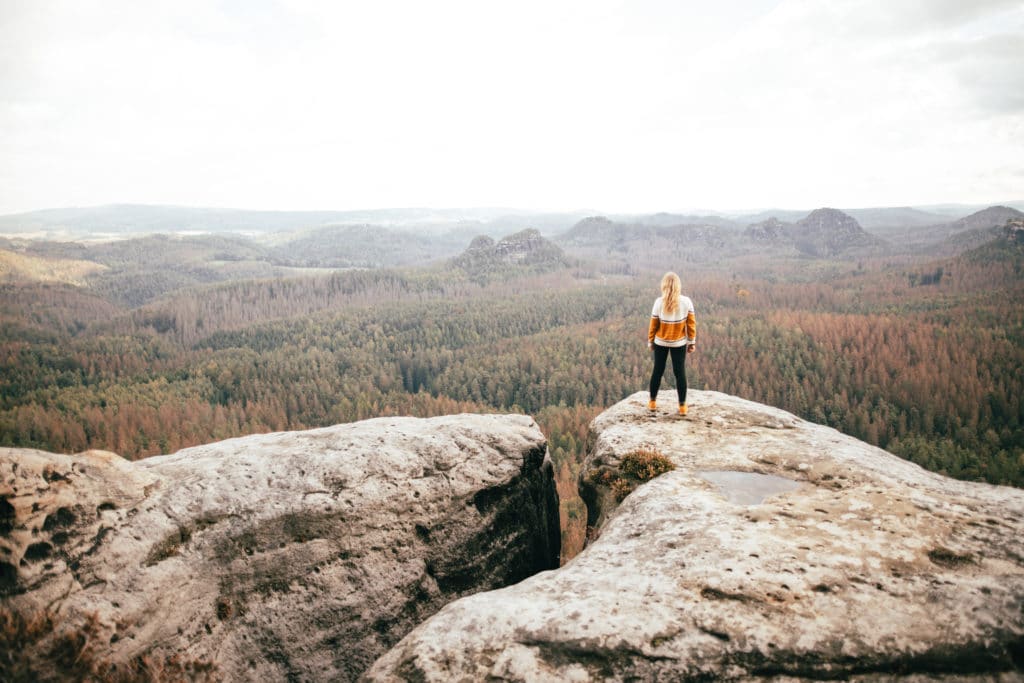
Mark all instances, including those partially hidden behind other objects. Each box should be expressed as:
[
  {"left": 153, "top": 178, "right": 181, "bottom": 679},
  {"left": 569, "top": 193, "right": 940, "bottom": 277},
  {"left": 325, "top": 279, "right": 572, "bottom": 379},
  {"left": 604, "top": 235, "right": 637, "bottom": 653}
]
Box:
[{"left": 1, "top": 0, "right": 1022, "bottom": 215}]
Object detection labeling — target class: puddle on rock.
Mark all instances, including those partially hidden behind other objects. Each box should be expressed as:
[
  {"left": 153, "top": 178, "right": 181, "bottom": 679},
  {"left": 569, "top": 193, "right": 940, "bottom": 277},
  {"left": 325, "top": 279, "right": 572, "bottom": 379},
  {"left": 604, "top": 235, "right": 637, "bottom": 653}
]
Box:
[{"left": 698, "top": 470, "right": 801, "bottom": 505}]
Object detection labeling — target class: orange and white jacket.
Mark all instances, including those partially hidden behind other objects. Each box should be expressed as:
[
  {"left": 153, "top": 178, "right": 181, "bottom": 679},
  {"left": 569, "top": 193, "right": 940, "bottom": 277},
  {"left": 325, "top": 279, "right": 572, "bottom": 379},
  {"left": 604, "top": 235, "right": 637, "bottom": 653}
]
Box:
[{"left": 648, "top": 295, "right": 696, "bottom": 348}]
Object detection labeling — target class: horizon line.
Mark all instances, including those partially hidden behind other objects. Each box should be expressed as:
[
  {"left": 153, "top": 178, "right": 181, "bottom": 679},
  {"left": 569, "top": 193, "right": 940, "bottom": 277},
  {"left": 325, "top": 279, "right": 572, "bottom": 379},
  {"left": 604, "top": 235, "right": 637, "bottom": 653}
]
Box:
[{"left": 3, "top": 199, "right": 1024, "bottom": 220}]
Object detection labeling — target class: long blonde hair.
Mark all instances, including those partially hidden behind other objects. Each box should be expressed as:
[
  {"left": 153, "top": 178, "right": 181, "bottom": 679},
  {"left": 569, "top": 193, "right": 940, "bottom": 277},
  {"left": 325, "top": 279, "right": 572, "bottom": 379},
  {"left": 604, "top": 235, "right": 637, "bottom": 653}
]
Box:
[{"left": 660, "top": 272, "right": 681, "bottom": 315}]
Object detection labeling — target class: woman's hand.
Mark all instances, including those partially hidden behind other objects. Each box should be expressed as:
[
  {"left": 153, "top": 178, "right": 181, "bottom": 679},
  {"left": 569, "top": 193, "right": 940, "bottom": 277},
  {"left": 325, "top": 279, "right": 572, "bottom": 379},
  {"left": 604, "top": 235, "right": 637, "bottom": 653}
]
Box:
[{"left": 687, "top": 343, "right": 696, "bottom": 353}]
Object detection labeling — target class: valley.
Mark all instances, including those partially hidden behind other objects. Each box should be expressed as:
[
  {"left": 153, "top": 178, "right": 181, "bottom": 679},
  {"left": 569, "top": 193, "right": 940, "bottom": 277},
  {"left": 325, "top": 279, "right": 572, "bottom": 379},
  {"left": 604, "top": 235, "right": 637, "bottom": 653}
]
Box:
[{"left": 1, "top": 204, "right": 1023, "bottom": 560}]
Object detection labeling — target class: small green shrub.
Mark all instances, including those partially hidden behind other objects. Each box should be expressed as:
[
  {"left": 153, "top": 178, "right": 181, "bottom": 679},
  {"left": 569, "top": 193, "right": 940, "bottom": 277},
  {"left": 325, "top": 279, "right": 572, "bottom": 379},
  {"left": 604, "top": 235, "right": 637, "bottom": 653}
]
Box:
[
  {"left": 620, "top": 449, "right": 675, "bottom": 481},
  {"left": 590, "top": 449, "right": 675, "bottom": 502}
]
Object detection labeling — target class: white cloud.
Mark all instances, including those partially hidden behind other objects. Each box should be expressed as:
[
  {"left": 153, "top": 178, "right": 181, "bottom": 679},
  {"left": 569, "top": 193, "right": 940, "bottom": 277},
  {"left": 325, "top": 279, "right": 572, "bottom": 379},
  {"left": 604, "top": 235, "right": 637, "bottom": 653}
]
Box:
[{"left": 0, "top": 0, "right": 1020, "bottom": 213}]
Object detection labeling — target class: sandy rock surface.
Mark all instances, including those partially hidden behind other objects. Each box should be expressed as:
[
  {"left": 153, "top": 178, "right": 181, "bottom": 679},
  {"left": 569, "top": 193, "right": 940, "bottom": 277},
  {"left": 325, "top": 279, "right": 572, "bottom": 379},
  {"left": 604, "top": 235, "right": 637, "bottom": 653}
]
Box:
[
  {"left": 1, "top": 413, "right": 559, "bottom": 681},
  {"left": 367, "top": 390, "right": 1024, "bottom": 681}
]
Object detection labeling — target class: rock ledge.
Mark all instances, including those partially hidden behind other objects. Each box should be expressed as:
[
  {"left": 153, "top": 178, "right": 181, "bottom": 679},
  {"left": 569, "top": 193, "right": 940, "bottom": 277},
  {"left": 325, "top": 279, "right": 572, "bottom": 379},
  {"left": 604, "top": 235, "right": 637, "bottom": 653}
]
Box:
[
  {"left": 1, "top": 413, "right": 559, "bottom": 682},
  {"left": 367, "top": 390, "right": 1024, "bottom": 681}
]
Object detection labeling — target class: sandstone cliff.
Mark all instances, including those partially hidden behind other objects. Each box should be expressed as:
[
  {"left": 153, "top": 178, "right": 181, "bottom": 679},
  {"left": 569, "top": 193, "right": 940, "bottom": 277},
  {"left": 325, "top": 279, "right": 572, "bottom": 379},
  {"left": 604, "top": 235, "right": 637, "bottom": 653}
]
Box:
[
  {"left": 367, "top": 391, "right": 1024, "bottom": 681},
  {"left": 0, "top": 414, "right": 559, "bottom": 681}
]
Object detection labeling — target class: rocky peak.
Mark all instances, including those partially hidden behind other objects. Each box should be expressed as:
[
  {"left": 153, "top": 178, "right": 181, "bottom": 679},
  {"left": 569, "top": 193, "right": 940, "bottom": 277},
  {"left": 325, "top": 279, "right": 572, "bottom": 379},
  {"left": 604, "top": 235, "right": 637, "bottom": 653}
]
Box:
[
  {"left": 368, "top": 391, "right": 1024, "bottom": 681},
  {"left": 954, "top": 205, "right": 1024, "bottom": 233},
  {"left": 796, "top": 207, "right": 864, "bottom": 237},
  {"left": 790, "top": 207, "right": 876, "bottom": 257}
]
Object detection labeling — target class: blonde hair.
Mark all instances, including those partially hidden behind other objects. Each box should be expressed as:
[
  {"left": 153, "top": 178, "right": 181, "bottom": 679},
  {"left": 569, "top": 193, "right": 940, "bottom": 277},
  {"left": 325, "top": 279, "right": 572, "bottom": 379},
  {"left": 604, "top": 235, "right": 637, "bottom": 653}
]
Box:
[{"left": 660, "top": 272, "right": 681, "bottom": 315}]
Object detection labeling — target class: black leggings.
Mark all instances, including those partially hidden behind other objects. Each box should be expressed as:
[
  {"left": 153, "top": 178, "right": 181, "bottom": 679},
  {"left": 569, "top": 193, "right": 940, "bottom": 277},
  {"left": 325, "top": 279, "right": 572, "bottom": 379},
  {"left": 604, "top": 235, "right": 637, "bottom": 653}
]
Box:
[{"left": 649, "top": 344, "right": 687, "bottom": 405}]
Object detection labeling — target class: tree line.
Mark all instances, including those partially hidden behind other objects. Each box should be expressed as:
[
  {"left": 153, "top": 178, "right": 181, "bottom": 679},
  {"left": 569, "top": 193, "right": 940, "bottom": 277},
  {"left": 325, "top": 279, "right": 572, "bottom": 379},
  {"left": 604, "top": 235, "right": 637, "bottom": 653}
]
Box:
[{"left": 2, "top": 250, "right": 1021, "bottom": 489}]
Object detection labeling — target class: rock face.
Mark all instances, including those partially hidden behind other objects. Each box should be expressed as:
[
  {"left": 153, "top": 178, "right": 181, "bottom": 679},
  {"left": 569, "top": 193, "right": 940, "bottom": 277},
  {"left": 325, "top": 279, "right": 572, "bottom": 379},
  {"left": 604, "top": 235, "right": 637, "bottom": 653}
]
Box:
[
  {"left": 1, "top": 414, "right": 559, "bottom": 682},
  {"left": 367, "top": 391, "right": 1024, "bottom": 681},
  {"left": 743, "top": 217, "right": 790, "bottom": 244},
  {"left": 1006, "top": 218, "right": 1024, "bottom": 245}
]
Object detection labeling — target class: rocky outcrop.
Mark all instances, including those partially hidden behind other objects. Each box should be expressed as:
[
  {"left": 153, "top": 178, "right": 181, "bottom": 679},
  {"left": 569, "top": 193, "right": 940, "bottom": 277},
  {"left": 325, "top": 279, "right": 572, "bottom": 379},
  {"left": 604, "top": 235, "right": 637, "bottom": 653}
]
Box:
[
  {"left": 1006, "top": 218, "right": 1024, "bottom": 245},
  {"left": 1, "top": 414, "right": 559, "bottom": 682},
  {"left": 368, "top": 391, "right": 1024, "bottom": 681},
  {"left": 451, "top": 228, "right": 568, "bottom": 277}
]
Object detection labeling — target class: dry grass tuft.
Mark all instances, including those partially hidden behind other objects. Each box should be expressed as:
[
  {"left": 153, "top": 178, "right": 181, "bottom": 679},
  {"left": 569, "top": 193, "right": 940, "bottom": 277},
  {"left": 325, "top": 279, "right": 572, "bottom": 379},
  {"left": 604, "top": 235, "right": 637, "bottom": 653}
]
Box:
[{"left": 589, "top": 449, "right": 675, "bottom": 502}]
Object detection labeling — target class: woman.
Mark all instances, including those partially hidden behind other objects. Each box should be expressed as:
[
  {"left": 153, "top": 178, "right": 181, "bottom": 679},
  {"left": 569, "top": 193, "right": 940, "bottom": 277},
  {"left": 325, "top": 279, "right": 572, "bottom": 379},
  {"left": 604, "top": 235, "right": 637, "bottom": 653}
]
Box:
[{"left": 647, "top": 272, "right": 697, "bottom": 415}]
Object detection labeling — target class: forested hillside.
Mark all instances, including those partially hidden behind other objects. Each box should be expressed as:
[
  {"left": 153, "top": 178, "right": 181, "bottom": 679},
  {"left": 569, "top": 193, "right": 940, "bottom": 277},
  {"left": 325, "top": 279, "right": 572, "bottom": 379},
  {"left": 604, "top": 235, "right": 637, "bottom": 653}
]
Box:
[{"left": 1, "top": 214, "right": 1022, "bottom": 557}]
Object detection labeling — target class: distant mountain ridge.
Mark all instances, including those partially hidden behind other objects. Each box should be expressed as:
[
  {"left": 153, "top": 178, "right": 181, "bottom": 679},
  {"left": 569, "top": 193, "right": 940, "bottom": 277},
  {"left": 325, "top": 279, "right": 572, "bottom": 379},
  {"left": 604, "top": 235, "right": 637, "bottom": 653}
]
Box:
[
  {"left": 558, "top": 209, "right": 891, "bottom": 265},
  {"left": 609, "top": 212, "right": 742, "bottom": 230},
  {"left": 558, "top": 216, "right": 728, "bottom": 247},
  {"left": 0, "top": 204, "right": 590, "bottom": 237},
  {"left": 4, "top": 202, "right": 1023, "bottom": 240},
  {"left": 272, "top": 223, "right": 467, "bottom": 268},
  {"left": 843, "top": 206, "right": 953, "bottom": 230},
  {"left": 731, "top": 202, "right": 1024, "bottom": 228}
]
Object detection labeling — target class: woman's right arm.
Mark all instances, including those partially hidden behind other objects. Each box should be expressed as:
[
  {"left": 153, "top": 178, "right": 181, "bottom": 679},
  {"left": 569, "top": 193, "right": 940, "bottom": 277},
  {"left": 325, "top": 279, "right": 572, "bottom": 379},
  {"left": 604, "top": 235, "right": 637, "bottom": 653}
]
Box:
[{"left": 648, "top": 299, "right": 660, "bottom": 348}]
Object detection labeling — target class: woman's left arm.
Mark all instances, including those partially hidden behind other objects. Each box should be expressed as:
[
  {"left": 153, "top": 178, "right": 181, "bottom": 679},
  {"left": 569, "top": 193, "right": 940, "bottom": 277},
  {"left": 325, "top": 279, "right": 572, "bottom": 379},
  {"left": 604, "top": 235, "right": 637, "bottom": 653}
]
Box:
[{"left": 685, "top": 299, "right": 697, "bottom": 351}]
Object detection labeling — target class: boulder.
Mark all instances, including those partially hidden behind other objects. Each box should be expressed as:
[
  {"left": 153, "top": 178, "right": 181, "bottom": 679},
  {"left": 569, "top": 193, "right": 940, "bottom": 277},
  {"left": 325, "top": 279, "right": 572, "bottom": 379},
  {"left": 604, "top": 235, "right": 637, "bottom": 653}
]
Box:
[
  {"left": 0, "top": 413, "right": 559, "bottom": 682},
  {"left": 367, "top": 391, "right": 1024, "bottom": 681}
]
